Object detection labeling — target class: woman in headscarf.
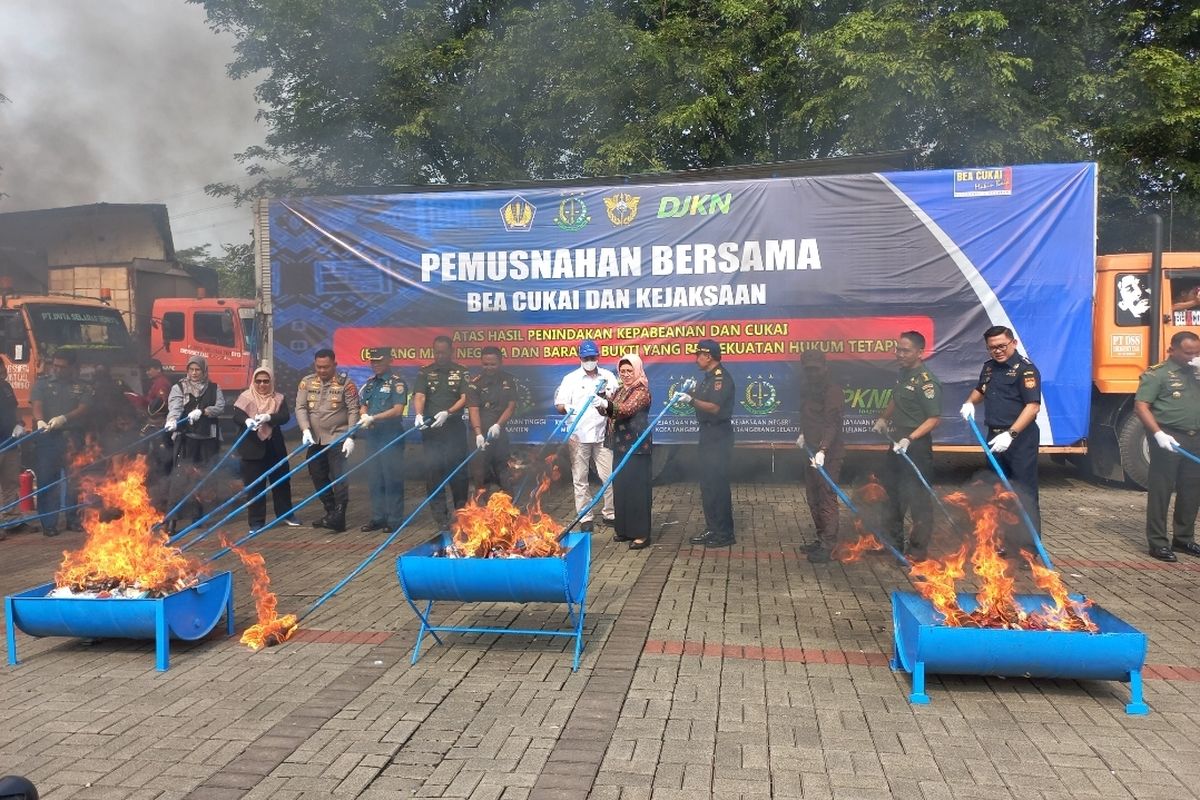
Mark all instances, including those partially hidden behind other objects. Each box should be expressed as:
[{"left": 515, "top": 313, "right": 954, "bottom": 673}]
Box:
[
  {"left": 164, "top": 355, "right": 224, "bottom": 528},
  {"left": 594, "top": 352, "right": 653, "bottom": 550},
  {"left": 232, "top": 366, "right": 298, "bottom": 531}
]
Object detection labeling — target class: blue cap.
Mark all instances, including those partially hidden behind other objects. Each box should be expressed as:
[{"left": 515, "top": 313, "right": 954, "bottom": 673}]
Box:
[
  {"left": 695, "top": 338, "right": 721, "bottom": 359},
  {"left": 578, "top": 339, "right": 599, "bottom": 358}
]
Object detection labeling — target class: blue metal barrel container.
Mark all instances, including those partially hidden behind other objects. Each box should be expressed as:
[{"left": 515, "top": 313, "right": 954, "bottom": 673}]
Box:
[
  {"left": 397, "top": 532, "right": 590, "bottom": 669},
  {"left": 891, "top": 590, "right": 1149, "bottom": 714},
  {"left": 5, "top": 571, "right": 234, "bottom": 672}
]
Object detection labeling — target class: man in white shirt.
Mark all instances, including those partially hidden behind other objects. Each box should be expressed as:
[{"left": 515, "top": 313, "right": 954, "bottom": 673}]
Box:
[{"left": 553, "top": 339, "right": 617, "bottom": 531}]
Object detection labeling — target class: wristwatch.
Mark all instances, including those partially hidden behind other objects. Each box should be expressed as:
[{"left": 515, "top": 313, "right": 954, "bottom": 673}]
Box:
[{"left": 1007, "top": 428, "right": 1020, "bottom": 437}]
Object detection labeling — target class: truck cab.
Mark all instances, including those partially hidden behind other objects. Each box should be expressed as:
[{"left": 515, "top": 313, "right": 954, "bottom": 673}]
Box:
[
  {"left": 149, "top": 296, "right": 257, "bottom": 403},
  {"left": 1091, "top": 252, "right": 1200, "bottom": 486}
]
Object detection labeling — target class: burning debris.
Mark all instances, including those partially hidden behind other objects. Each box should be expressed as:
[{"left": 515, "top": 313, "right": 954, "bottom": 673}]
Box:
[
  {"left": 53, "top": 455, "right": 206, "bottom": 598},
  {"left": 440, "top": 481, "right": 565, "bottom": 558},
  {"left": 221, "top": 538, "right": 298, "bottom": 650}
]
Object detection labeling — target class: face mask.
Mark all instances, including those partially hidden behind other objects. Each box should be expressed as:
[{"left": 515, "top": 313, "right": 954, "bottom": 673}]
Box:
[{"left": 581, "top": 358, "right": 598, "bottom": 371}]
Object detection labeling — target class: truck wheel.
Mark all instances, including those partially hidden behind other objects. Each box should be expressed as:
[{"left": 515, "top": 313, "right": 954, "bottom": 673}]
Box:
[{"left": 1117, "top": 412, "right": 1150, "bottom": 489}]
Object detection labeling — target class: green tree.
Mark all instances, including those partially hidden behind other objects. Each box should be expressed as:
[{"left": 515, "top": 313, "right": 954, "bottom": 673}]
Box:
[{"left": 177, "top": 242, "right": 256, "bottom": 298}]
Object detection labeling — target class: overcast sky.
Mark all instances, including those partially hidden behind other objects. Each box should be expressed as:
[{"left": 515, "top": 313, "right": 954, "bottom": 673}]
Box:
[{"left": 0, "top": 0, "right": 265, "bottom": 252}]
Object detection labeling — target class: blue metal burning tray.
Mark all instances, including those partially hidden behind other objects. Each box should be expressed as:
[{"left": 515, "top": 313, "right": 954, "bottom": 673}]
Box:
[
  {"left": 891, "top": 590, "right": 1149, "bottom": 715},
  {"left": 396, "top": 532, "right": 591, "bottom": 670},
  {"left": 5, "top": 571, "right": 234, "bottom": 672}
]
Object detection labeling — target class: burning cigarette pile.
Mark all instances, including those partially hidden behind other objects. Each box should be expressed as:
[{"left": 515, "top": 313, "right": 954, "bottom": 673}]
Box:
[
  {"left": 53, "top": 455, "right": 206, "bottom": 598},
  {"left": 442, "top": 479, "right": 565, "bottom": 558},
  {"left": 221, "top": 538, "right": 298, "bottom": 650}
]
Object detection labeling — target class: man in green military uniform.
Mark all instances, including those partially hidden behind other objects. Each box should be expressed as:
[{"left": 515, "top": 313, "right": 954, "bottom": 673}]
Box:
[
  {"left": 30, "top": 350, "right": 92, "bottom": 535},
  {"left": 357, "top": 348, "right": 408, "bottom": 532},
  {"left": 295, "top": 348, "right": 360, "bottom": 533},
  {"left": 872, "top": 331, "right": 942, "bottom": 559},
  {"left": 412, "top": 335, "right": 470, "bottom": 529},
  {"left": 1134, "top": 331, "right": 1200, "bottom": 562},
  {"left": 467, "top": 346, "right": 518, "bottom": 498}
]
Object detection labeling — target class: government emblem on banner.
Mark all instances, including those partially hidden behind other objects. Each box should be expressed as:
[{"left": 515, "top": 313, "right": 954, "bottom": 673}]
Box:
[
  {"left": 742, "top": 377, "right": 779, "bottom": 416},
  {"left": 500, "top": 196, "right": 535, "bottom": 231},
  {"left": 554, "top": 196, "right": 591, "bottom": 232},
  {"left": 603, "top": 193, "right": 640, "bottom": 226}
]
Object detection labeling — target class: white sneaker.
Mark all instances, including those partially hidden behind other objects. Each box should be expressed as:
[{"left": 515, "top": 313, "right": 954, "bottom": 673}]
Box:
[{"left": 280, "top": 517, "right": 301, "bottom": 527}]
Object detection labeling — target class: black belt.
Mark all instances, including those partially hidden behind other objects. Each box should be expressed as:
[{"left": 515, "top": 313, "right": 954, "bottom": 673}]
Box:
[{"left": 1164, "top": 425, "right": 1200, "bottom": 437}]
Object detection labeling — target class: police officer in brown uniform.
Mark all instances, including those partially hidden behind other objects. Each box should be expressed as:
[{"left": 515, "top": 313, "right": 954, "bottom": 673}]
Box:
[
  {"left": 412, "top": 335, "right": 470, "bottom": 529},
  {"left": 794, "top": 349, "right": 845, "bottom": 563},
  {"left": 295, "top": 348, "right": 360, "bottom": 533},
  {"left": 1134, "top": 330, "right": 1200, "bottom": 562},
  {"left": 467, "top": 346, "right": 518, "bottom": 497}
]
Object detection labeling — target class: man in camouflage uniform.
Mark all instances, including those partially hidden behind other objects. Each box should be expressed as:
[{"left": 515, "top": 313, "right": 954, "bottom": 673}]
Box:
[
  {"left": 295, "top": 348, "right": 359, "bottom": 533},
  {"left": 680, "top": 339, "right": 736, "bottom": 548},
  {"left": 357, "top": 348, "right": 409, "bottom": 532},
  {"left": 1134, "top": 330, "right": 1200, "bottom": 562},
  {"left": 467, "top": 346, "right": 518, "bottom": 498},
  {"left": 30, "top": 350, "right": 91, "bottom": 536},
  {"left": 873, "top": 330, "right": 942, "bottom": 559},
  {"left": 412, "top": 335, "right": 470, "bottom": 529}
]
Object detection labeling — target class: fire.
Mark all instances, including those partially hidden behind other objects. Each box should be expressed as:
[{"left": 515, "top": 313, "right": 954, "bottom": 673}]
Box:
[
  {"left": 449, "top": 471, "right": 564, "bottom": 558},
  {"left": 221, "top": 537, "right": 298, "bottom": 650},
  {"left": 55, "top": 455, "right": 205, "bottom": 597},
  {"left": 911, "top": 484, "right": 1097, "bottom": 632},
  {"left": 68, "top": 433, "right": 103, "bottom": 471},
  {"left": 833, "top": 526, "right": 884, "bottom": 562}
]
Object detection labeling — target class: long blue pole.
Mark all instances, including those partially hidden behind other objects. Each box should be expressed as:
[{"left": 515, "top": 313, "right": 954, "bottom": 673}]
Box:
[
  {"left": 159, "top": 427, "right": 253, "bottom": 525},
  {"left": 511, "top": 412, "right": 573, "bottom": 506},
  {"left": 803, "top": 445, "right": 908, "bottom": 565},
  {"left": 1172, "top": 443, "right": 1200, "bottom": 467},
  {"left": 965, "top": 415, "right": 1052, "bottom": 569},
  {"left": 878, "top": 433, "right": 960, "bottom": 530},
  {"left": 0, "top": 429, "right": 39, "bottom": 456},
  {"left": 0, "top": 501, "right": 94, "bottom": 529}
]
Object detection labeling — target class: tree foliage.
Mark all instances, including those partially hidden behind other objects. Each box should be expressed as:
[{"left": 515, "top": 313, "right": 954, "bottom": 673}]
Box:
[
  {"left": 177, "top": 242, "right": 256, "bottom": 298},
  {"left": 193, "top": 0, "right": 1200, "bottom": 251}
]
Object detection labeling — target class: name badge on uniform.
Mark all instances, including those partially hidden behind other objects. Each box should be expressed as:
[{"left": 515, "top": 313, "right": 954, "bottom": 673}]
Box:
[{"left": 381, "top": 385, "right": 391, "bottom": 394}]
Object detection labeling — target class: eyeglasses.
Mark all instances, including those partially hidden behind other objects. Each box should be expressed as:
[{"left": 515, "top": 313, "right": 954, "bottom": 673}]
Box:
[
  {"left": 987, "top": 341, "right": 1014, "bottom": 352},
  {"left": 254, "top": 379, "right": 271, "bottom": 384}
]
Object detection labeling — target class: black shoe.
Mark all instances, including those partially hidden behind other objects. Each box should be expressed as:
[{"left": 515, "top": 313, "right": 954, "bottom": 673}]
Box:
[
  {"left": 807, "top": 547, "right": 831, "bottom": 564},
  {"left": 42, "top": 527, "right": 60, "bottom": 537},
  {"left": 361, "top": 520, "right": 386, "bottom": 532},
  {"left": 327, "top": 505, "right": 347, "bottom": 533},
  {"left": 689, "top": 530, "right": 714, "bottom": 545},
  {"left": 1150, "top": 546, "right": 1178, "bottom": 562},
  {"left": 802, "top": 540, "right": 821, "bottom": 554},
  {"left": 613, "top": 534, "right": 633, "bottom": 543},
  {"left": 3, "top": 522, "right": 26, "bottom": 533},
  {"left": 628, "top": 539, "right": 651, "bottom": 550},
  {"left": 312, "top": 517, "right": 330, "bottom": 529},
  {"left": 580, "top": 520, "right": 594, "bottom": 533},
  {"left": 704, "top": 534, "right": 735, "bottom": 548}
]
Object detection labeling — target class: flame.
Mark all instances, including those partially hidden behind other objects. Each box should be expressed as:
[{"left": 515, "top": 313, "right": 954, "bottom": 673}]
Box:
[
  {"left": 449, "top": 470, "right": 564, "bottom": 558},
  {"left": 832, "top": 526, "right": 884, "bottom": 562},
  {"left": 55, "top": 455, "right": 206, "bottom": 596},
  {"left": 911, "top": 484, "right": 1097, "bottom": 632},
  {"left": 221, "top": 537, "right": 298, "bottom": 650},
  {"left": 68, "top": 433, "right": 103, "bottom": 471}
]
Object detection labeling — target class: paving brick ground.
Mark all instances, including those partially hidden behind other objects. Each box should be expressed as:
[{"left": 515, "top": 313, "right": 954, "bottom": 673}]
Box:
[{"left": 2, "top": 446, "right": 1200, "bottom": 799}]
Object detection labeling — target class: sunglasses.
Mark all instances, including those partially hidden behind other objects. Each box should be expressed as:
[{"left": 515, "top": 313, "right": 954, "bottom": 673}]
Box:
[{"left": 254, "top": 378, "right": 271, "bottom": 384}]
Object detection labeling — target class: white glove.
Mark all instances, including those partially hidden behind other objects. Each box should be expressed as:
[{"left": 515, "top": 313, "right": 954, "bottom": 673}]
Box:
[
  {"left": 187, "top": 408, "right": 203, "bottom": 424},
  {"left": 795, "top": 433, "right": 805, "bottom": 449},
  {"left": 245, "top": 417, "right": 260, "bottom": 430},
  {"left": 871, "top": 418, "right": 890, "bottom": 435},
  {"left": 680, "top": 378, "right": 697, "bottom": 393},
  {"left": 476, "top": 434, "right": 487, "bottom": 450},
  {"left": 254, "top": 413, "right": 271, "bottom": 425},
  {"left": 1190, "top": 356, "right": 1200, "bottom": 370},
  {"left": 164, "top": 418, "right": 177, "bottom": 433},
  {"left": 47, "top": 415, "right": 68, "bottom": 431},
  {"left": 414, "top": 413, "right": 425, "bottom": 429},
  {"left": 12, "top": 424, "right": 24, "bottom": 437},
  {"left": 487, "top": 423, "right": 501, "bottom": 440},
  {"left": 431, "top": 410, "right": 450, "bottom": 428},
  {"left": 959, "top": 402, "right": 975, "bottom": 421},
  {"left": 893, "top": 437, "right": 910, "bottom": 455},
  {"left": 592, "top": 396, "right": 610, "bottom": 412},
  {"left": 341, "top": 438, "right": 355, "bottom": 457},
  {"left": 1154, "top": 430, "right": 1181, "bottom": 451},
  {"left": 36, "top": 420, "right": 49, "bottom": 432},
  {"left": 676, "top": 393, "right": 693, "bottom": 405},
  {"left": 988, "top": 431, "right": 1014, "bottom": 453},
  {"left": 810, "top": 450, "right": 826, "bottom": 468},
  {"left": 359, "top": 412, "right": 375, "bottom": 429},
  {"left": 301, "top": 429, "right": 315, "bottom": 447}
]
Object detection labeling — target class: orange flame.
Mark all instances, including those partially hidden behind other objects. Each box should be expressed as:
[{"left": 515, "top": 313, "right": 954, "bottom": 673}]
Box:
[
  {"left": 221, "top": 537, "right": 298, "bottom": 650},
  {"left": 55, "top": 455, "right": 206, "bottom": 596},
  {"left": 833, "top": 527, "right": 884, "bottom": 562},
  {"left": 450, "top": 474, "right": 564, "bottom": 558},
  {"left": 68, "top": 433, "right": 103, "bottom": 472}
]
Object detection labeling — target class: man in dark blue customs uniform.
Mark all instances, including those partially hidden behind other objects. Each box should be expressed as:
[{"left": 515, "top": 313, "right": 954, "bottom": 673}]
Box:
[
  {"left": 467, "top": 346, "right": 518, "bottom": 498},
  {"left": 30, "top": 350, "right": 91, "bottom": 536},
  {"left": 679, "top": 339, "right": 736, "bottom": 548},
  {"left": 357, "top": 348, "right": 408, "bottom": 532},
  {"left": 960, "top": 325, "right": 1043, "bottom": 534},
  {"left": 412, "top": 335, "right": 470, "bottom": 529}
]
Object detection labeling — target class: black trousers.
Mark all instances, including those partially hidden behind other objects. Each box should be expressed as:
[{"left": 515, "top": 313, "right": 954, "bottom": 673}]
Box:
[
  {"left": 699, "top": 424, "right": 734, "bottom": 537},
  {"left": 306, "top": 443, "right": 348, "bottom": 514},
  {"left": 1145, "top": 427, "right": 1200, "bottom": 550},
  {"left": 613, "top": 451, "right": 651, "bottom": 541},
  {"left": 882, "top": 436, "right": 933, "bottom": 552},
  {"left": 241, "top": 450, "right": 294, "bottom": 528},
  {"left": 167, "top": 436, "right": 220, "bottom": 523},
  {"left": 803, "top": 444, "right": 843, "bottom": 547},
  {"left": 988, "top": 424, "right": 1040, "bottom": 536},
  {"left": 423, "top": 421, "right": 470, "bottom": 528},
  {"left": 471, "top": 431, "right": 513, "bottom": 496}
]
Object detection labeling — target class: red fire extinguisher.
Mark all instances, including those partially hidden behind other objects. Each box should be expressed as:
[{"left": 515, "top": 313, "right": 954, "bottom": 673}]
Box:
[{"left": 19, "top": 470, "right": 35, "bottom": 512}]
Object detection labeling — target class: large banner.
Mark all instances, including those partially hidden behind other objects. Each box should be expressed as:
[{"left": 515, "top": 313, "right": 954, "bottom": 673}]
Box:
[{"left": 268, "top": 162, "right": 1096, "bottom": 445}]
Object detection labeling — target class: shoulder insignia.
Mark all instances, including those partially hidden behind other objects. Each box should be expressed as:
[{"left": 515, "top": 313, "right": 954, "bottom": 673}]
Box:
[
  {"left": 713, "top": 367, "right": 724, "bottom": 377},
  {"left": 1023, "top": 374, "right": 1038, "bottom": 389},
  {"left": 334, "top": 372, "right": 348, "bottom": 385},
  {"left": 922, "top": 382, "right": 936, "bottom": 399}
]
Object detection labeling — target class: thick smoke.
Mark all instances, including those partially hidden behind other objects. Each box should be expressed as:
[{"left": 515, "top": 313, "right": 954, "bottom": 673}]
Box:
[{"left": 0, "top": 0, "right": 262, "bottom": 245}]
